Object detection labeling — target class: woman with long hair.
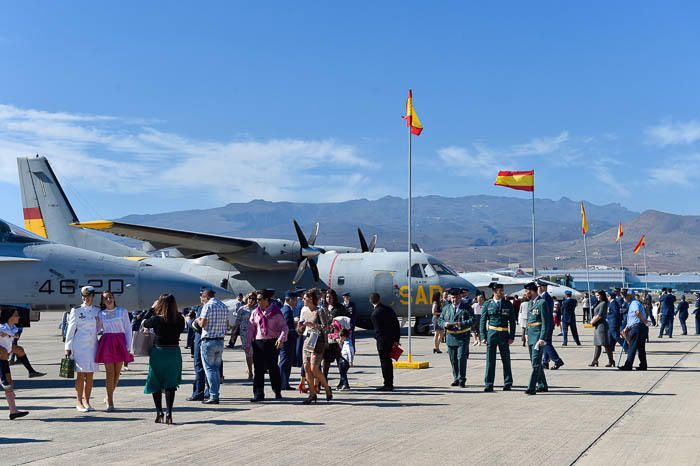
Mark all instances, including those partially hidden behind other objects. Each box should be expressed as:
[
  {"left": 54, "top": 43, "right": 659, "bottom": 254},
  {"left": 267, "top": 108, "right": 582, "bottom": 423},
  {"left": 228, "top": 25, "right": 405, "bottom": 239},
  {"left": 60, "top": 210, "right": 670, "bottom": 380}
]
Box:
[
  {"left": 0, "top": 308, "right": 29, "bottom": 420},
  {"left": 234, "top": 292, "right": 256, "bottom": 380},
  {"left": 297, "top": 288, "right": 332, "bottom": 404},
  {"left": 589, "top": 290, "right": 615, "bottom": 367},
  {"left": 96, "top": 291, "right": 134, "bottom": 411},
  {"left": 143, "top": 294, "right": 185, "bottom": 424},
  {"left": 322, "top": 289, "right": 347, "bottom": 383},
  {"left": 431, "top": 291, "right": 444, "bottom": 353},
  {"left": 65, "top": 286, "right": 100, "bottom": 412}
]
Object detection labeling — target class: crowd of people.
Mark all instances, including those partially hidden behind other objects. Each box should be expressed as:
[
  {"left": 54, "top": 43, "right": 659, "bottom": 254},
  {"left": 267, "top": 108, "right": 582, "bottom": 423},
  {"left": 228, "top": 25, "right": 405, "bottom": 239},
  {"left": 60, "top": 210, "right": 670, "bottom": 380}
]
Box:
[{"left": 0, "top": 279, "right": 697, "bottom": 421}]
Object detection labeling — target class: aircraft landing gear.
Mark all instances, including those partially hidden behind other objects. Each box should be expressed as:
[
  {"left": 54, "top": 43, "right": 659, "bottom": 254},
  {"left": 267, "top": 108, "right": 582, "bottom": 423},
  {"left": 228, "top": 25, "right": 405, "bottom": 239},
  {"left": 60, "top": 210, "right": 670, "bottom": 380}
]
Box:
[{"left": 413, "top": 316, "right": 432, "bottom": 336}]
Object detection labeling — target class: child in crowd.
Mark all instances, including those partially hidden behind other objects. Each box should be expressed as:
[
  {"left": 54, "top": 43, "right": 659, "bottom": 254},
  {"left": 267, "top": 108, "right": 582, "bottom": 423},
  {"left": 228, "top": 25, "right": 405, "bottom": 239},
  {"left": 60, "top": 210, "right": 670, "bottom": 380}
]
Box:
[
  {"left": 0, "top": 309, "right": 29, "bottom": 420},
  {"left": 337, "top": 329, "right": 354, "bottom": 391}
]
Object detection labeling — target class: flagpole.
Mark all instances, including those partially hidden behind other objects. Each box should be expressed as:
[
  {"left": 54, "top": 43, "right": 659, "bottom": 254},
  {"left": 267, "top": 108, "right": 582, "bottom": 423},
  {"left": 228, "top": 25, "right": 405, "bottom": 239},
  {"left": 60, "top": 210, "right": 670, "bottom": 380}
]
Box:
[
  {"left": 531, "top": 185, "right": 536, "bottom": 277},
  {"left": 583, "top": 232, "right": 592, "bottom": 304},
  {"left": 407, "top": 122, "right": 413, "bottom": 363},
  {"left": 643, "top": 244, "right": 648, "bottom": 291},
  {"left": 619, "top": 235, "right": 624, "bottom": 288}
]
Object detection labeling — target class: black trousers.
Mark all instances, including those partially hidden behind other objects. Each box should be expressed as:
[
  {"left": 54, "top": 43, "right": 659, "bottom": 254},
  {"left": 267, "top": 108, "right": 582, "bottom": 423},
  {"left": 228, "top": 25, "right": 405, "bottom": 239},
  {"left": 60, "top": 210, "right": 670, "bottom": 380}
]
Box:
[
  {"left": 377, "top": 346, "right": 393, "bottom": 388},
  {"left": 252, "top": 339, "right": 281, "bottom": 398},
  {"left": 623, "top": 324, "right": 648, "bottom": 369}
]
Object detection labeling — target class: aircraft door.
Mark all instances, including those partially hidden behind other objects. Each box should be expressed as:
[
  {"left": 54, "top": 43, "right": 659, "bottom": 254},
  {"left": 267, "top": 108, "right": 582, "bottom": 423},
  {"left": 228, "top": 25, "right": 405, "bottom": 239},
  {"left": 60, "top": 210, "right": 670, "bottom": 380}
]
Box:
[{"left": 374, "top": 272, "right": 397, "bottom": 307}]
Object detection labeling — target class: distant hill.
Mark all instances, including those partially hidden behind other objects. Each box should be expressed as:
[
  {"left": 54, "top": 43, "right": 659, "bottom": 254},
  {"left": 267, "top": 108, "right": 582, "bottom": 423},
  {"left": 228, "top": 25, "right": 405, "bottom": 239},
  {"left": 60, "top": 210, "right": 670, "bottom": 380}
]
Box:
[
  {"left": 119, "top": 194, "right": 636, "bottom": 249},
  {"left": 115, "top": 194, "right": 700, "bottom": 271}
]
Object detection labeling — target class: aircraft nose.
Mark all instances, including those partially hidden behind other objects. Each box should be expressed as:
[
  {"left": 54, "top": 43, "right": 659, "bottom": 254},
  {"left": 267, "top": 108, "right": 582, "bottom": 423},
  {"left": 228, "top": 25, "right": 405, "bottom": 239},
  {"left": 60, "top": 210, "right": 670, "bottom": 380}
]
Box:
[
  {"left": 442, "top": 276, "right": 478, "bottom": 294},
  {"left": 138, "top": 266, "right": 232, "bottom": 308}
]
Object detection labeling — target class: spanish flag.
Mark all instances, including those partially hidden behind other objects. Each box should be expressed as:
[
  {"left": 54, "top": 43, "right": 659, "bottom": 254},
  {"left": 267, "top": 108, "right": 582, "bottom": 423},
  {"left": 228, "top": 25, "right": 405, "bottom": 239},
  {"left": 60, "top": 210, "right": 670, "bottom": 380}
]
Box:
[
  {"left": 616, "top": 222, "right": 624, "bottom": 242},
  {"left": 580, "top": 202, "right": 588, "bottom": 236},
  {"left": 403, "top": 89, "right": 423, "bottom": 136},
  {"left": 633, "top": 235, "right": 646, "bottom": 254},
  {"left": 494, "top": 170, "right": 535, "bottom": 192}
]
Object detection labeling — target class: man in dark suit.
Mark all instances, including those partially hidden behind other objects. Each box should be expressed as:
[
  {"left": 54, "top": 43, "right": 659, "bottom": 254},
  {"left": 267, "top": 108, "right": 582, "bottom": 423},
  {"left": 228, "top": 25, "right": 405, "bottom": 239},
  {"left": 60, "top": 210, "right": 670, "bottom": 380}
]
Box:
[
  {"left": 370, "top": 292, "right": 400, "bottom": 391},
  {"left": 560, "top": 291, "right": 581, "bottom": 346},
  {"left": 538, "top": 282, "right": 564, "bottom": 370}
]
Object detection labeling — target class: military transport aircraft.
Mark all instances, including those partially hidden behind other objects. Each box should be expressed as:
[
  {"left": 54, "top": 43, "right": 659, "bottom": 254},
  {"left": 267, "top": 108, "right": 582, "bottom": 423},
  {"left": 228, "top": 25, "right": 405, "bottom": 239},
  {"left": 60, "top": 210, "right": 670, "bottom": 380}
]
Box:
[
  {"left": 17, "top": 156, "right": 473, "bottom": 332},
  {"left": 0, "top": 219, "right": 229, "bottom": 315}
]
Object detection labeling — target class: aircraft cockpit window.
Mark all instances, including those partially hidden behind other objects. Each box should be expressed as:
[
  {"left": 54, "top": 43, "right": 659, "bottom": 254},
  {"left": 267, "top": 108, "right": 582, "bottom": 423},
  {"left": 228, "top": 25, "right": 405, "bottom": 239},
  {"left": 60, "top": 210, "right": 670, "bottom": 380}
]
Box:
[
  {"left": 422, "top": 263, "right": 437, "bottom": 277},
  {"left": 428, "top": 260, "right": 457, "bottom": 276},
  {"left": 408, "top": 263, "right": 424, "bottom": 278},
  {"left": 0, "top": 220, "right": 47, "bottom": 244}
]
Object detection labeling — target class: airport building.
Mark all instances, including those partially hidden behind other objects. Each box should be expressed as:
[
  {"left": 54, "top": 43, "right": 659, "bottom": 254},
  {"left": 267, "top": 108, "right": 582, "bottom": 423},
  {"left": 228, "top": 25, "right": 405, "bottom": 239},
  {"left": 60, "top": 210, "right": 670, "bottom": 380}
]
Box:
[{"left": 540, "top": 268, "right": 700, "bottom": 292}]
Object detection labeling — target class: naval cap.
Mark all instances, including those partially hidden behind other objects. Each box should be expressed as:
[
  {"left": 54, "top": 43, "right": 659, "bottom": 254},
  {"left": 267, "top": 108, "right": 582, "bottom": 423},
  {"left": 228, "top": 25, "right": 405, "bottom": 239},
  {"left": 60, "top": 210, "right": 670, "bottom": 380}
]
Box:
[
  {"left": 564, "top": 290, "right": 572, "bottom": 296},
  {"left": 488, "top": 282, "right": 504, "bottom": 290},
  {"left": 284, "top": 290, "right": 298, "bottom": 299},
  {"left": 523, "top": 282, "right": 538, "bottom": 292},
  {"left": 81, "top": 286, "right": 96, "bottom": 296},
  {"left": 342, "top": 292, "right": 351, "bottom": 297}
]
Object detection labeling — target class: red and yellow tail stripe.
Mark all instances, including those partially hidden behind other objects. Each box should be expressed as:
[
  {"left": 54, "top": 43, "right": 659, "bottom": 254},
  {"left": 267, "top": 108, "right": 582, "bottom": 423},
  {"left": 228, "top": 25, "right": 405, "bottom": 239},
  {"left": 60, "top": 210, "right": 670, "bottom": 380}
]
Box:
[{"left": 23, "top": 207, "right": 48, "bottom": 238}]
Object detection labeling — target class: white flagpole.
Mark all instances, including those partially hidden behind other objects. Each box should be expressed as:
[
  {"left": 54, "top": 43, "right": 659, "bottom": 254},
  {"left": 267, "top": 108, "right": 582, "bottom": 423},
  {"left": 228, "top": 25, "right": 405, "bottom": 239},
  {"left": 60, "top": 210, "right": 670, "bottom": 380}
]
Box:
[
  {"left": 407, "top": 121, "right": 413, "bottom": 363},
  {"left": 583, "top": 233, "right": 592, "bottom": 303},
  {"left": 619, "top": 234, "right": 625, "bottom": 288},
  {"left": 643, "top": 243, "right": 648, "bottom": 291},
  {"left": 531, "top": 184, "right": 536, "bottom": 278}
]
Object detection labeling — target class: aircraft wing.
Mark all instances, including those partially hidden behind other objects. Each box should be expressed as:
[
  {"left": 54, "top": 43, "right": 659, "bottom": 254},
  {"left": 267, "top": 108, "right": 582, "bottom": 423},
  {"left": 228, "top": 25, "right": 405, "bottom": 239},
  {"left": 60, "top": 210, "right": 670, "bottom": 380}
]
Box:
[
  {"left": 72, "top": 221, "right": 257, "bottom": 257},
  {"left": 0, "top": 257, "right": 40, "bottom": 263}
]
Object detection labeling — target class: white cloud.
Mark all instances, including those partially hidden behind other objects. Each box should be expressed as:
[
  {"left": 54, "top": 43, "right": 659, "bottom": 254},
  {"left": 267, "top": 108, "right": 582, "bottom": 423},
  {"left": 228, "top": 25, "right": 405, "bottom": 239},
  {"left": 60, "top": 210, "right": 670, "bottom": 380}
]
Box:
[
  {"left": 0, "top": 103, "right": 375, "bottom": 203},
  {"left": 438, "top": 131, "right": 569, "bottom": 177},
  {"left": 511, "top": 131, "right": 569, "bottom": 156},
  {"left": 648, "top": 167, "right": 692, "bottom": 186},
  {"left": 590, "top": 158, "right": 629, "bottom": 197},
  {"left": 646, "top": 120, "right": 700, "bottom": 146}
]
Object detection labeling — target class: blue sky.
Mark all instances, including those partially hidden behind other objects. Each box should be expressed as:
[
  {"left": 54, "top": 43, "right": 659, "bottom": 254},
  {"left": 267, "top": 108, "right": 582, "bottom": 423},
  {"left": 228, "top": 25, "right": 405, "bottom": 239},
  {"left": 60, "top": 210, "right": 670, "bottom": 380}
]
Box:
[{"left": 1, "top": 1, "right": 699, "bottom": 226}]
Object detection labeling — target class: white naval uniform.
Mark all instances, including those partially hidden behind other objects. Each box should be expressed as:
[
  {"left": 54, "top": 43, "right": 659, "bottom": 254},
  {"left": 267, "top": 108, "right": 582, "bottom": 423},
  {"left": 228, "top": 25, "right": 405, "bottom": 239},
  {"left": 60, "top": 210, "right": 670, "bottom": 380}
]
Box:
[{"left": 65, "top": 304, "right": 99, "bottom": 373}]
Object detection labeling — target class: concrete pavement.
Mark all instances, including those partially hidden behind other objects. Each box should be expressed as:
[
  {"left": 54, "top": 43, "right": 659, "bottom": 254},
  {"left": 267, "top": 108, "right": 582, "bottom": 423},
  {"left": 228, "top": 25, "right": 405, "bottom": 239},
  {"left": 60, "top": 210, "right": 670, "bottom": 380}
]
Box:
[{"left": 1, "top": 314, "right": 698, "bottom": 465}]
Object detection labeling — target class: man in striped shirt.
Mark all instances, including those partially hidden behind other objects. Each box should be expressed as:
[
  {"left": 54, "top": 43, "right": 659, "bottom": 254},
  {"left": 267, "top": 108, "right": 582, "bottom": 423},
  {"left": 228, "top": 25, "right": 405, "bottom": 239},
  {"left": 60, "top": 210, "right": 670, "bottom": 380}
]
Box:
[{"left": 197, "top": 288, "right": 229, "bottom": 404}]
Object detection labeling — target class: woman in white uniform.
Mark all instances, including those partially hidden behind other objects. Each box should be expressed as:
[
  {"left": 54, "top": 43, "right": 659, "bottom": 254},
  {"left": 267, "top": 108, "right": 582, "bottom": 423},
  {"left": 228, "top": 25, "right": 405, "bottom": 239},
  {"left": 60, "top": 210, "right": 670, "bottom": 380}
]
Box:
[
  {"left": 64, "top": 286, "right": 100, "bottom": 412},
  {"left": 96, "top": 291, "right": 133, "bottom": 411}
]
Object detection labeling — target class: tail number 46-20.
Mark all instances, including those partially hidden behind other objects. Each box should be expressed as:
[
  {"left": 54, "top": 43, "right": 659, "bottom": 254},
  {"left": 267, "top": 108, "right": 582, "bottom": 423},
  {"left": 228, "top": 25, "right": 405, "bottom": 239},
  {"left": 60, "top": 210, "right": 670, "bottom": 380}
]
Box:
[{"left": 38, "top": 279, "right": 124, "bottom": 295}]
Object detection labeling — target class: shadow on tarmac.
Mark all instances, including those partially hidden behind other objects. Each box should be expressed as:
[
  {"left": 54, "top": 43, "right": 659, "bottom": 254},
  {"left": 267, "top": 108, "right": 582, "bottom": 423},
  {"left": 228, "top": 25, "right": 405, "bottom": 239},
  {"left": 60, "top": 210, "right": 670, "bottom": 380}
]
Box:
[
  {"left": 543, "top": 389, "right": 676, "bottom": 397},
  {"left": 184, "top": 419, "right": 324, "bottom": 427},
  {"left": 0, "top": 438, "right": 51, "bottom": 444},
  {"left": 38, "top": 416, "right": 140, "bottom": 423}
]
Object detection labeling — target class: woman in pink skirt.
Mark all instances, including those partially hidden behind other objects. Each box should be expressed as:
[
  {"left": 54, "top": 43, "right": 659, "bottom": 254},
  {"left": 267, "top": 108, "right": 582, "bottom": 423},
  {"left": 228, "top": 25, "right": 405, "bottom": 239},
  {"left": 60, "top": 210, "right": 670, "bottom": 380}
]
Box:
[{"left": 96, "top": 291, "right": 133, "bottom": 411}]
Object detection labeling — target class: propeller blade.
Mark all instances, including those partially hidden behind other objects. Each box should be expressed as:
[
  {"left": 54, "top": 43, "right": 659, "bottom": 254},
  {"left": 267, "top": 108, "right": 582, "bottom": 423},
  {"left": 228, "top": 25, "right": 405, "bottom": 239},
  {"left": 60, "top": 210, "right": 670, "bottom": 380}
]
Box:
[
  {"left": 293, "top": 220, "right": 309, "bottom": 249},
  {"left": 308, "top": 222, "right": 319, "bottom": 245},
  {"left": 309, "top": 259, "right": 321, "bottom": 283},
  {"left": 358, "top": 228, "right": 369, "bottom": 252},
  {"left": 369, "top": 234, "right": 377, "bottom": 252},
  {"left": 292, "top": 258, "right": 308, "bottom": 285}
]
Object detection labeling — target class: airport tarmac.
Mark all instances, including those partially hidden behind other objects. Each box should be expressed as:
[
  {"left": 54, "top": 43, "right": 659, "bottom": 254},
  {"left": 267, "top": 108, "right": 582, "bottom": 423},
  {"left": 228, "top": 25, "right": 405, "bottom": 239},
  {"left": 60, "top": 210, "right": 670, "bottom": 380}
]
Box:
[{"left": 1, "top": 314, "right": 698, "bottom": 465}]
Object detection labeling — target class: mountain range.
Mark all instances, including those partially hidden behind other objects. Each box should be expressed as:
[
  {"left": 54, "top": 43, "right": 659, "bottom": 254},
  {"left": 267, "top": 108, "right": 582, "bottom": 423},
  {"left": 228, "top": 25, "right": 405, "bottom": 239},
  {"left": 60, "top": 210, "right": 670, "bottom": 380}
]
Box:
[{"left": 115, "top": 195, "right": 698, "bottom": 273}]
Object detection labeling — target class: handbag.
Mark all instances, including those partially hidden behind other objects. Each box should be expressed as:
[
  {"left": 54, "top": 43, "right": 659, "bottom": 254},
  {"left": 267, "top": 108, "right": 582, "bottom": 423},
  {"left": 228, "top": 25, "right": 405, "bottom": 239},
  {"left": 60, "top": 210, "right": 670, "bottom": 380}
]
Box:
[
  {"left": 132, "top": 323, "right": 155, "bottom": 357},
  {"left": 59, "top": 356, "right": 75, "bottom": 379}
]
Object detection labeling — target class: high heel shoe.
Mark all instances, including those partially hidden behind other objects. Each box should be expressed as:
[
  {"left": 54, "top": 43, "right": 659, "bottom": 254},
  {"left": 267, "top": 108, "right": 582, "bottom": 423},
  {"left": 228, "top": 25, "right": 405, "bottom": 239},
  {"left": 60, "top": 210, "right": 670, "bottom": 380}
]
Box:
[
  {"left": 302, "top": 394, "right": 317, "bottom": 405},
  {"left": 165, "top": 414, "right": 173, "bottom": 425},
  {"left": 325, "top": 387, "right": 333, "bottom": 401},
  {"left": 433, "top": 348, "right": 442, "bottom": 354},
  {"left": 588, "top": 361, "right": 598, "bottom": 367},
  {"left": 155, "top": 413, "right": 164, "bottom": 424},
  {"left": 297, "top": 381, "right": 308, "bottom": 394},
  {"left": 605, "top": 361, "right": 615, "bottom": 367}
]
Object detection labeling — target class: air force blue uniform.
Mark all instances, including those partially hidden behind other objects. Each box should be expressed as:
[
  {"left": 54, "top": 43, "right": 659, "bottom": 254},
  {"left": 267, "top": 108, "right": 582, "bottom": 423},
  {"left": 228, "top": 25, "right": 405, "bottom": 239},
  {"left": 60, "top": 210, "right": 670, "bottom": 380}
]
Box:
[
  {"left": 658, "top": 293, "right": 676, "bottom": 338},
  {"left": 278, "top": 303, "right": 298, "bottom": 389},
  {"left": 560, "top": 297, "right": 580, "bottom": 345}
]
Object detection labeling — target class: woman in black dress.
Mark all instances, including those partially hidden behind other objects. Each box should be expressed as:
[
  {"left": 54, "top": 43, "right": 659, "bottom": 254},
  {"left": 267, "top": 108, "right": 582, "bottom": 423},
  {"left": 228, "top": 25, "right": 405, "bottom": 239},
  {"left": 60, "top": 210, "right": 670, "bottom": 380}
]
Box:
[
  {"left": 589, "top": 290, "right": 615, "bottom": 367},
  {"left": 143, "top": 294, "right": 185, "bottom": 424}
]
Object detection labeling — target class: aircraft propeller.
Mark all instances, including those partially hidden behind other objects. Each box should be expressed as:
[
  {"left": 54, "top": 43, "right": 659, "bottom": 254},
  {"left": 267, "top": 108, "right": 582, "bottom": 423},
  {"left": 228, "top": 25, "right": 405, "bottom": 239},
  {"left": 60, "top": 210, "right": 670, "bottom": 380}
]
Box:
[
  {"left": 357, "top": 228, "right": 377, "bottom": 253},
  {"left": 292, "top": 220, "right": 322, "bottom": 284}
]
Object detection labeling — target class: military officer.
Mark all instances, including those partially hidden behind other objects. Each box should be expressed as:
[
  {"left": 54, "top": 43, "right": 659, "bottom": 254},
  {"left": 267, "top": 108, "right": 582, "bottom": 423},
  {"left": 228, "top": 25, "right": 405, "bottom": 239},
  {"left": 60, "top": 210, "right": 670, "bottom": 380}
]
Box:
[
  {"left": 676, "top": 295, "right": 689, "bottom": 335},
  {"left": 439, "top": 288, "right": 474, "bottom": 387},
  {"left": 693, "top": 293, "right": 700, "bottom": 335},
  {"left": 658, "top": 288, "right": 676, "bottom": 338},
  {"left": 479, "top": 283, "right": 516, "bottom": 392},
  {"left": 523, "top": 282, "right": 551, "bottom": 395},
  {"left": 560, "top": 290, "right": 581, "bottom": 346}
]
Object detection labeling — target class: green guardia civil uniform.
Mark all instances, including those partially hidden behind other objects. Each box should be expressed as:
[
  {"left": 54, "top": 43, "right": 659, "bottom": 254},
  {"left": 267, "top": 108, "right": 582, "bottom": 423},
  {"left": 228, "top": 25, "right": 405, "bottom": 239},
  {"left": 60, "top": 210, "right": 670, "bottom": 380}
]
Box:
[
  {"left": 438, "top": 302, "right": 474, "bottom": 384},
  {"left": 526, "top": 297, "right": 553, "bottom": 393},
  {"left": 479, "top": 298, "right": 517, "bottom": 388}
]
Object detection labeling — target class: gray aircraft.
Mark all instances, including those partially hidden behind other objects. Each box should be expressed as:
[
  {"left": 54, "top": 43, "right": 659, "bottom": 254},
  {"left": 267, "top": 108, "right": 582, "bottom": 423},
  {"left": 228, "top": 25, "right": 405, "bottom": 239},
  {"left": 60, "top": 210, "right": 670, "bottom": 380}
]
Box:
[
  {"left": 0, "top": 219, "right": 230, "bottom": 314},
  {"left": 18, "top": 155, "right": 474, "bottom": 332}
]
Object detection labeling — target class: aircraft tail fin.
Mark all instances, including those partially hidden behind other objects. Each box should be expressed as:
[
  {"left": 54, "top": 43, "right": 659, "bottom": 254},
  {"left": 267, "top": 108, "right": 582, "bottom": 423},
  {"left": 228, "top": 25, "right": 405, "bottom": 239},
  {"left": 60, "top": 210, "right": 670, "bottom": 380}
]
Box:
[{"left": 17, "top": 155, "right": 144, "bottom": 256}]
